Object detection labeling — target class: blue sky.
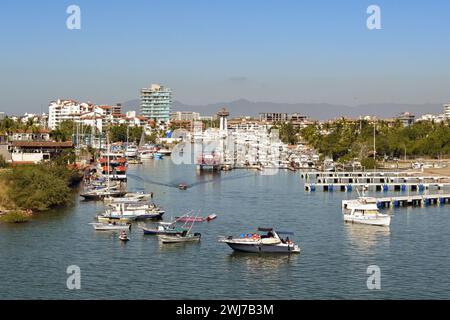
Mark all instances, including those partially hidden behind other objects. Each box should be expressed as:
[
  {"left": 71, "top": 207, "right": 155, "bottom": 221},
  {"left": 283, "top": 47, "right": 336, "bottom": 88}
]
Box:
[{"left": 1, "top": 0, "right": 450, "bottom": 113}]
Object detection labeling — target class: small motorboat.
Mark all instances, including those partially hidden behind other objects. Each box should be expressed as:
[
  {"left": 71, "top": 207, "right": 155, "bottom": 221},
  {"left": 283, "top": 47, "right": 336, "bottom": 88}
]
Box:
[
  {"left": 342, "top": 197, "right": 391, "bottom": 227},
  {"left": 90, "top": 222, "right": 131, "bottom": 231},
  {"left": 159, "top": 231, "right": 201, "bottom": 244},
  {"left": 178, "top": 184, "right": 188, "bottom": 190},
  {"left": 219, "top": 228, "right": 300, "bottom": 254},
  {"left": 206, "top": 214, "right": 217, "bottom": 222},
  {"left": 119, "top": 231, "right": 129, "bottom": 242}
]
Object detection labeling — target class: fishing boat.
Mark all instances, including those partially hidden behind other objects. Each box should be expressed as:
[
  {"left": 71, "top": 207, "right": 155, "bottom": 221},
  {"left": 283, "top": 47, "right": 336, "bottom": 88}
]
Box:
[
  {"left": 140, "top": 221, "right": 188, "bottom": 236},
  {"left": 119, "top": 231, "right": 129, "bottom": 241},
  {"left": 90, "top": 222, "right": 131, "bottom": 231},
  {"left": 342, "top": 197, "right": 391, "bottom": 227},
  {"left": 218, "top": 228, "right": 301, "bottom": 254},
  {"left": 159, "top": 231, "right": 202, "bottom": 244}
]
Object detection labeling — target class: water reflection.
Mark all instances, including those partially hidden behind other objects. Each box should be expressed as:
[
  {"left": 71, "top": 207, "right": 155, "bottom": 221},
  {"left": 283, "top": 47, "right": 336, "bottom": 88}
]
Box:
[
  {"left": 225, "top": 251, "right": 299, "bottom": 273},
  {"left": 344, "top": 223, "right": 391, "bottom": 251}
]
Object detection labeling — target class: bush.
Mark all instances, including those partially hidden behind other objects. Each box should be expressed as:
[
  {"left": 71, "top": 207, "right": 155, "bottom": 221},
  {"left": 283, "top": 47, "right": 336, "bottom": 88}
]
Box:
[
  {"left": 7, "top": 163, "right": 74, "bottom": 211},
  {"left": 0, "top": 210, "right": 30, "bottom": 223}
]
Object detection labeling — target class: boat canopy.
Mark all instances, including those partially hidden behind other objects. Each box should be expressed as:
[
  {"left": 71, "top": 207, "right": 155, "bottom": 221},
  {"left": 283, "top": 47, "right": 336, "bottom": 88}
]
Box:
[
  {"left": 276, "top": 231, "right": 295, "bottom": 235},
  {"left": 257, "top": 227, "right": 274, "bottom": 232}
]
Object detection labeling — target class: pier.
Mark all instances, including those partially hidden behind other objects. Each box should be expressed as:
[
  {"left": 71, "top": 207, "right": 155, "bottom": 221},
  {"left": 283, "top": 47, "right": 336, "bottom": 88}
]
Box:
[
  {"left": 342, "top": 194, "right": 450, "bottom": 209},
  {"left": 300, "top": 171, "right": 423, "bottom": 180},
  {"left": 304, "top": 182, "right": 450, "bottom": 192}
]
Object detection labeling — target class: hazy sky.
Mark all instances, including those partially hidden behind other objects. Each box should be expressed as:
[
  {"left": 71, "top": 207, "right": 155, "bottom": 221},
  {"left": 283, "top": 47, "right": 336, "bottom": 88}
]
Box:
[{"left": 1, "top": 0, "right": 450, "bottom": 114}]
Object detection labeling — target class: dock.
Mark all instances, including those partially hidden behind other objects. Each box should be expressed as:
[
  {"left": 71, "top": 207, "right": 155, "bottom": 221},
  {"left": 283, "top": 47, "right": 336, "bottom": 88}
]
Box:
[
  {"left": 342, "top": 194, "right": 450, "bottom": 209},
  {"left": 304, "top": 182, "right": 450, "bottom": 192},
  {"left": 300, "top": 171, "right": 423, "bottom": 180}
]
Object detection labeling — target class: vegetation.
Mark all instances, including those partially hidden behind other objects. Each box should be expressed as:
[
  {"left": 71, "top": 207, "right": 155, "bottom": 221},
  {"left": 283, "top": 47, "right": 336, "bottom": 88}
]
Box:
[
  {"left": 0, "top": 155, "right": 80, "bottom": 217},
  {"left": 300, "top": 119, "right": 450, "bottom": 163},
  {"left": 271, "top": 122, "right": 300, "bottom": 145},
  {"left": 0, "top": 210, "right": 31, "bottom": 223},
  {"left": 108, "top": 125, "right": 143, "bottom": 143}
]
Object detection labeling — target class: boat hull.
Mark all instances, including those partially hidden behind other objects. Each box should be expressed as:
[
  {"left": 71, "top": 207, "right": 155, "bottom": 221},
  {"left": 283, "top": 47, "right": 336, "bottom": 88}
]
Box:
[
  {"left": 221, "top": 241, "right": 300, "bottom": 254},
  {"left": 344, "top": 214, "right": 391, "bottom": 227},
  {"left": 159, "top": 234, "right": 201, "bottom": 244}
]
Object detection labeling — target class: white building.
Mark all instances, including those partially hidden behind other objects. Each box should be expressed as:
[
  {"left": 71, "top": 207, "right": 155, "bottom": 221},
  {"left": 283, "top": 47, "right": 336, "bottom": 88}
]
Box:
[
  {"left": 444, "top": 103, "right": 450, "bottom": 119},
  {"left": 48, "top": 99, "right": 112, "bottom": 132},
  {"left": 140, "top": 84, "right": 172, "bottom": 123}
]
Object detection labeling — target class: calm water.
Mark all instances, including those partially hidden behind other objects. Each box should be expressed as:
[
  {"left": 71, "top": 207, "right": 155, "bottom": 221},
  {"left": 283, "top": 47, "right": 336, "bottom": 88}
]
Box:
[{"left": 1, "top": 159, "right": 450, "bottom": 299}]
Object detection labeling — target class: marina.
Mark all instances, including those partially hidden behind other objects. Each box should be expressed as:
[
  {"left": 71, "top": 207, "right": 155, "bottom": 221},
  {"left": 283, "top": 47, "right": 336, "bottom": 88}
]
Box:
[
  {"left": 304, "top": 182, "right": 450, "bottom": 192},
  {"left": 2, "top": 159, "right": 450, "bottom": 299}
]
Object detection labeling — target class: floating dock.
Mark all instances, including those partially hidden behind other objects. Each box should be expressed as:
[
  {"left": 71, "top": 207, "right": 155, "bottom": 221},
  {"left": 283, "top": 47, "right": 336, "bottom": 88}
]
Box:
[
  {"left": 300, "top": 171, "right": 423, "bottom": 180},
  {"left": 342, "top": 194, "right": 450, "bottom": 209},
  {"left": 304, "top": 182, "right": 450, "bottom": 192}
]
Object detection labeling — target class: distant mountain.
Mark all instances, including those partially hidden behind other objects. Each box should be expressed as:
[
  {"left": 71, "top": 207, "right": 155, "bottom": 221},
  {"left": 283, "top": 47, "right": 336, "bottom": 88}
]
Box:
[{"left": 122, "top": 98, "right": 443, "bottom": 120}]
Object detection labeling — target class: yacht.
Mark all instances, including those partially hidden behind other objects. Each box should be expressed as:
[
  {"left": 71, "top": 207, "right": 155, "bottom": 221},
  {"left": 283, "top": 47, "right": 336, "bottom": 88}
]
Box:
[
  {"left": 342, "top": 197, "right": 391, "bottom": 227},
  {"left": 219, "top": 228, "right": 300, "bottom": 254}
]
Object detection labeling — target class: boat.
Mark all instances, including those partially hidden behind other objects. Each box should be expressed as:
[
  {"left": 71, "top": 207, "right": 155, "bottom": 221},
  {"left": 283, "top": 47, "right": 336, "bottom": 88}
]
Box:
[
  {"left": 154, "top": 153, "right": 164, "bottom": 159},
  {"left": 139, "top": 150, "right": 154, "bottom": 159},
  {"left": 159, "top": 231, "right": 202, "bottom": 244},
  {"left": 119, "top": 231, "right": 129, "bottom": 241},
  {"left": 178, "top": 183, "right": 188, "bottom": 190},
  {"left": 90, "top": 222, "right": 131, "bottom": 231},
  {"left": 104, "top": 192, "right": 153, "bottom": 204},
  {"left": 157, "top": 148, "right": 172, "bottom": 156},
  {"left": 80, "top": 189, "right": 127, "bottom": 201},
  {"left": 101, "top": 202, "right": 165, "bottom": 220},
  {"left": 218, "top": 228, "right": 301, "bottom": 254},
  {"left": 342, "top": 197, "right": 391, "bottom": 227},
  {"left": 206, "top": 214, "right": 217, "bottom": 222},
  {"left": 140, "top": 221, "right": 189, "bottom": 236},
  {"left": 128, "top": 159, "right": 143, "bottom": 165},
  {"left": 125, "top": 145, "right": 138, "bottom": 158}
]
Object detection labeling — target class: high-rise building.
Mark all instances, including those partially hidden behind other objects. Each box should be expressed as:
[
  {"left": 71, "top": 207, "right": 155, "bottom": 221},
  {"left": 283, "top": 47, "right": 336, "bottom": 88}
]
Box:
[
  {"left": 140, "top": 84, "right": 172, "bottom": 123},
  {"left": 444, "top": 103, "right": 450, "bottom": 119}
]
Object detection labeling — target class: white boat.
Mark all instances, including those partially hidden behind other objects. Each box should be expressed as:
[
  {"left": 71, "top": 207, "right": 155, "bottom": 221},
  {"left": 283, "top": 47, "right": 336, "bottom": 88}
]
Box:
[
  {"left": 125, "top": 145, "right": 138, "bottom": 158},
  {"left": 104, "top": 192, "right": 153, "bottom": 204},
  {"left": 342, "top": 197, "right": 391, "bottom": 227},
  {"left": 159, "top": 231, "right": 202, "bottom": 244},
  {"left": 103, "top": 202, "right": 165, "bottom": 220},
  {"left": 219, "top": 228, "right": 300, "bottom": 254},
  {"left": 139, "top": 150, "right": 154, "bottom": 159},
  {"left": 157, "top": 148, "right": 172, "bottom": 156},
  {"left": 90, "top": 222, "right": 131, "bottom": 231}
]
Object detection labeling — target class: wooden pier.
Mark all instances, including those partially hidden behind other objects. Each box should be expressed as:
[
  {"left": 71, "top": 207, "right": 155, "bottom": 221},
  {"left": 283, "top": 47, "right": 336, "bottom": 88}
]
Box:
[{"left": 342, "top": 194, "right": 450, "bottom": 209}]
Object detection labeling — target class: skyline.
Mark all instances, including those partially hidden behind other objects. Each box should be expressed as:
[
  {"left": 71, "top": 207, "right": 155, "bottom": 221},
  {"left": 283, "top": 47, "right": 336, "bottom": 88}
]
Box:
[{"left": 1, "top": 0, "right": 450, "bottom": 113}]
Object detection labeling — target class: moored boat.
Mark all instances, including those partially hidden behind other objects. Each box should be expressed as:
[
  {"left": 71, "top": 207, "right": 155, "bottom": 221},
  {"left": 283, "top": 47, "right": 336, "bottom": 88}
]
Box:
[
  {"left": 90, "top": 222, "right": 131, "bottom": 231},
  {"left": 159, "top": 231, "right": 202, "bottom": 244},
  {"left": 342, "top": 197, "right": 391, "bottom": 227},
  {"left": 219, "top": 228, "right": 300, "bottom": 254},
  {"left": 119, "top": 231, "right": 129, "bottom": 241},
  {"left": 140, "top": 221, "right": 188, "bottom": 236}
]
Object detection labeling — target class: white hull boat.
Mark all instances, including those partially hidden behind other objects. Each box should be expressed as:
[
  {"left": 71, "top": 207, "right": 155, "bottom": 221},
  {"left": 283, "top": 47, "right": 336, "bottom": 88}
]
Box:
[
  {"left": 219, "top": 228, "right": 300, "bottom": 254},
  {"left": 342, "top": 197, "right": 392, "bottom": 227},
  {"left": 90, "top": 222, "right": 131, "bottom": 231},
  {"left": 159, "top": 233, "right": 201, "bottom": 244}
]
